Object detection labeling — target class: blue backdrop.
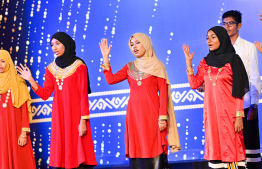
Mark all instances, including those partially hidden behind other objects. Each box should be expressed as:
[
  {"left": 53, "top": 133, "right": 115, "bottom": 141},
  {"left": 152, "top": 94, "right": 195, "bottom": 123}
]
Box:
[{"left": 0, "top": 0, "right": 262, "bottom": 168}]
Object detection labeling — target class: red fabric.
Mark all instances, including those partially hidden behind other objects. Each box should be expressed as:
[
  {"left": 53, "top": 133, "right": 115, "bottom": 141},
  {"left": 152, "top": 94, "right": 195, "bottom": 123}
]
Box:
[
  {"left": 34, "top": 64, "right": 97, "bottom": 168},
  {"left": 103, "top": 63, "right": 168, "bottom": 158},
  {"left": 0, "top": 95, "right": 36, "bottom": 169},
  {"left": 188, "top": 59, "right": 245, "bottom": 162}
]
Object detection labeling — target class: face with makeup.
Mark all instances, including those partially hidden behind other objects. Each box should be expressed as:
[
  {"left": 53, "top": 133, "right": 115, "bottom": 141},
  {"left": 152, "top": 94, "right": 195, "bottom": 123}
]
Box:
[
  {"left": 0, "top": 57, "right": 7, "bottom": 73},
  {"left": 130, "top": 37, "right": 146, "bottom": 58},
  {"left": 207, "top": 30, "right": 220, "bottom": 51},
  {"left": 51, "top": 38, "right": 65, "bottom": 57}
]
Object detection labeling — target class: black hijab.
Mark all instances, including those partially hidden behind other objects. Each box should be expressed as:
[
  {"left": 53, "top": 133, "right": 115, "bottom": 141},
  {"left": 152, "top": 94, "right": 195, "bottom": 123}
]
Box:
[
  {"left": 51, "top": 32, "right": 91, "bottom": 94},
  {"left": 204, "top": 26, "right": 249, "bottom": 99}
]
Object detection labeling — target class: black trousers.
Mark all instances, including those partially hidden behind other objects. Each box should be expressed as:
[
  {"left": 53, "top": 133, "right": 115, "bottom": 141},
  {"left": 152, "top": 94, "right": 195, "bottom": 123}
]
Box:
[
  {"left": 129, "top": 152, "right": 169, "bottom": 169},
  {"left": 51, "top": 164, "right": 93, "bottom": 169},
  {"left": 243, "top": 108, "right": 261, "bottom": 169}
]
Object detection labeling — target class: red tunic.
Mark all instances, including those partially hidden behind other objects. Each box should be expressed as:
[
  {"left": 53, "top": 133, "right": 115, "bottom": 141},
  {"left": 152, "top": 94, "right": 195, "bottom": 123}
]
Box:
[
  {"left": 103, "top": 62, "right": 168, "bottom": 158},
  {"left": 187, "top": 59, "right": 246, "bottom": 162},
  {"left": 0, "top": 92, "right": 36, "bottom": 169},
  {"left": 34, "top": 60, "right": 97, "bottom": 168}
]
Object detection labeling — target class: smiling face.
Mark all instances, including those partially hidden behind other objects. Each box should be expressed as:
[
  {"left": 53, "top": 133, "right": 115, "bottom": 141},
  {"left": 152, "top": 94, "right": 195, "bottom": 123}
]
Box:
[
  {"left": 51, "top": 38, "right": 65, "bottom": 57},
  {"left": 130, "top": 37, "right": 146, "bottom": 58},
  {"left": 207, "top": 30, "right": 220, "bottom": 51},
  {"left": 0, "top": 57, "right": 7, "bottom": 73}
]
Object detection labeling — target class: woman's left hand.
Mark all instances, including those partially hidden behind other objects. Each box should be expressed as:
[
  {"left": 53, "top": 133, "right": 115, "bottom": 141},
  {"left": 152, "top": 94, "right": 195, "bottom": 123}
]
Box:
[
  {"left": 79, "top": 119, "right": 87, "bottom": 136},
  {"left": 159, "top": 120, "right": 167, "bottom": 131},
  {"left": 234, "top": 117, "right": 243, "bottom": 133},
  {"left": 18, "top": 132, "right": 27, "bottom": 147}
]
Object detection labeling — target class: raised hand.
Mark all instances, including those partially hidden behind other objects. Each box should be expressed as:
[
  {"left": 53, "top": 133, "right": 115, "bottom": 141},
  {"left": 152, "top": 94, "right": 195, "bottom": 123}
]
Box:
[
  {"left": 183, "top": 44, "right": 195, "bottom": 66},
  {"left": 99, "top": 38, "right": 111, "bottom": 64},
  {"left": 183, "top": 44, "right": 195, "bottom": 61},
  {"left": 255, "top": 41, "right": 262, "bottom": 53},
  {"left": 17, "top": 63, "right": 38, "bottom": 90},
  {"left": 17, "top": 63, "right": 32, "bottom": 81}
]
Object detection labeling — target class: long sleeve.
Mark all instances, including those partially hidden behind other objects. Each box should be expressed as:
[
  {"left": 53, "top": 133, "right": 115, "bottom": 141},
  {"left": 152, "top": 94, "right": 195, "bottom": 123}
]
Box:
[
  {"left": 236, "top": 96, "right": 245, "bottom": 117},
  {"left": 21, "top": 101, "right": 30, "bottom": 132},
  {"left": 33, "top": 68, "right": 54, "bottom": 100},
  {"left": 248, "top": 44, "right": 261, "bottom": 105},
  {"left": 157, "top": 77, "right": 168, "bottom": 119},
  {"left": 77, "top": 65, "right": 90, "bottom": 119},
  {"left": 187, "top": 59, "right": 205, "bottom": 89},
  {"left": 103, "top": 65, "right": 128, "bottom": 84}
]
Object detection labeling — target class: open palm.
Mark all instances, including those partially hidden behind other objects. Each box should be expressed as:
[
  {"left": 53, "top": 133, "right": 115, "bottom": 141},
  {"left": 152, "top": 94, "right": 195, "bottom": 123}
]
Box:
[
  {"left": 182, "top": 44, "right": 195, "bottom": 61},
  {"left": 99, "top": 38, "right": 111, "bottom": 63},
  {"left": 17, "top": 63, "right": 32, "bottom": 81}
]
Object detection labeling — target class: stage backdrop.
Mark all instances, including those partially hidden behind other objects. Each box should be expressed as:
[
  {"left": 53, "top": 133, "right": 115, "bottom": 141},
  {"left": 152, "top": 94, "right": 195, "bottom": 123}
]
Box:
[{"left": 0, "top": 0, "right": 262, "bottom": 168}]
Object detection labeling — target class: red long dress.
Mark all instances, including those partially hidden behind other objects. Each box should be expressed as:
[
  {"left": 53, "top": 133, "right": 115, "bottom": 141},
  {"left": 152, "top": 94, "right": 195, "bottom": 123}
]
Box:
[
  {"left": 33, "top": 60, "right": 97, "bottom": 168},
  {"left": 0, "top": 92, "right": 36, "bottom": 169},
  {"left": 187, "top": 59, "right": 246, "bottom": 162},
  {"left": 103, "top": 62, "right": 168, "bottom": 158}
]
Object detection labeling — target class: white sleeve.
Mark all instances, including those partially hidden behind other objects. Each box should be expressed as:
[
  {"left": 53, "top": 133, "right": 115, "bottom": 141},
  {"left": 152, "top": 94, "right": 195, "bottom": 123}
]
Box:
[{"left": 249, "top": 43, "right": 261, "bottom": 104}]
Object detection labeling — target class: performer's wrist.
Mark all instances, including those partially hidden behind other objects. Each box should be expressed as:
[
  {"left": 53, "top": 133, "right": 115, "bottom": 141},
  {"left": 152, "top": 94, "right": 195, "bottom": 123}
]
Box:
[
  {"left": 236, "top": 111, "right": 245, "bottom": 117},
  {"left": 20, "top": 132, "right": 27, "bottom": 138},
  {"left": 80, "top": 118, "right": 86, "bottom": 123},
  {"left": 28, "top": 76, "right": 34, "bottom": 83},
  {"left": 186, "top": 67, "right": 194, "bottom": 75},
  {"left": 158, "top": 115, "right": 168, "bottom": 121},
  {"left": 250, "top": 104, "right": 258, "bottom": 109},
  {"left": 102, "top": 63, "right": 110, "bottom": 70}
]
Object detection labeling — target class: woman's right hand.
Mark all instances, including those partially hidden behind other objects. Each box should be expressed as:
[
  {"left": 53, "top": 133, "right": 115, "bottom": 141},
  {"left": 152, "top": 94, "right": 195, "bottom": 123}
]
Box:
[
  {"left": 99, "top": 38, "right": 111, "bottom": 64},
  {"left": 17, "top": 63, "right": 32, "bottom": 81},
  {"left": 182, "top": 44, "right": 195, "bottom": 63},
  {"left": 234, "top": 117, "right": 244, "bottom": 133}
]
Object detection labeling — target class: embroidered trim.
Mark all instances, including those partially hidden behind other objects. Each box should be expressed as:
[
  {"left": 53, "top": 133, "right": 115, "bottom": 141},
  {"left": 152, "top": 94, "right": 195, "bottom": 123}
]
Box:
[
  {"left": 186, "top": 67, "right": 194, "bottom": 75},
  {"left": 81, "top": 115, "right": 90, "bottom": 120},
  {"left": 22, "top": 127, "right": 31, "bottom": 132},
  {"left": 102, "top": 63, "right": 110, "bottom": 70},
  {"left": 48, "top": 60, "right": 84, "bottom": 79},
  {"left": 127, "top": 62, "right": 151, "bottom": 81},
  {"left": 158, "top": 115, "right": 168, "bottom": 121},
  {"left": 236, "top": 111, "right": 245, "bottom": 117}
]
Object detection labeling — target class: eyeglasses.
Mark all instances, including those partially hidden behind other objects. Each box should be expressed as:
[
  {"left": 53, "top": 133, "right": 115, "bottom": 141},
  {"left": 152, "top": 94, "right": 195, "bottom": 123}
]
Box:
[{"left": 220, "top": 21, "right": 239, "bottom": 27}]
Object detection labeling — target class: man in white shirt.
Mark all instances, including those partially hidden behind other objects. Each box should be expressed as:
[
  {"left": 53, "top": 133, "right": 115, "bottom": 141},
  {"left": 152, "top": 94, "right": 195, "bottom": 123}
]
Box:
[{"left": 222, "top": 10, "right": 261, "bottom": 169}]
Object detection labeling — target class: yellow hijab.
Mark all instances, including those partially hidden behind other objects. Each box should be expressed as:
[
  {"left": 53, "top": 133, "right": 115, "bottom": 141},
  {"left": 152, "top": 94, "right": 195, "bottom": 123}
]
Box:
[
  {"left": 128, "top": 33, "right": 181, "bottom": 153},
  {"left": 0, "top": 50, "right": 32, "bottom": 121}
]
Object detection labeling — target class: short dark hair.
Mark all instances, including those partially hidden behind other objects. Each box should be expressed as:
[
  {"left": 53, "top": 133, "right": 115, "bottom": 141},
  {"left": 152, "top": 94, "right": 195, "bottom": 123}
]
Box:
[{"left": 222, "top": 10, "right": 242, "bottom": 23}]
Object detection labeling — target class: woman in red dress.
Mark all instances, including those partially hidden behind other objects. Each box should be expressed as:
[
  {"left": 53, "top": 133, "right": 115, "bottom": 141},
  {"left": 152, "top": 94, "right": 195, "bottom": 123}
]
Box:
[
  {"left": 99, "top": 33, "right": 181, "bottom": 169},
  {"left": 183, "top": 26, "right": 249, "bottom": 169},
  {"left": 17, "top": 32, "right": 97, "bottom": 169},
  {"left": 0, "top": 50, "right": 36, "bottom": 169}
]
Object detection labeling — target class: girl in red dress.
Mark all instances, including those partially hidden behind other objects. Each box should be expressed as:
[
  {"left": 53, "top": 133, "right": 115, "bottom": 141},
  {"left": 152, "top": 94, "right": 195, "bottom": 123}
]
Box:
[
  {"left": 99, "top": 33, "right": 181, "bottom": 169},
  {"left": 183, "top": 26, "right": 249, "bottom": 169},
  {"left": 17, "top": 32, "right": 97, "bottom": 169},
  {"left": 0, "top": 50, "right": 36, "bottom": 169}
]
